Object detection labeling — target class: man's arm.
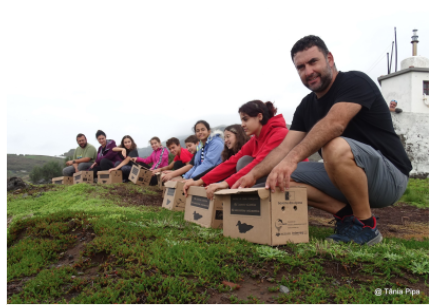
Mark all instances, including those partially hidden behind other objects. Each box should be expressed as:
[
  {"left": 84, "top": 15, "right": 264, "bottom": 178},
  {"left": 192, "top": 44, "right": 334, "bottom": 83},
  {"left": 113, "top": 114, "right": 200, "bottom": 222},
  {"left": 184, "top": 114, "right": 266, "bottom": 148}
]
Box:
[
  {"left": 73, "top": 157, "right": 91, "bottom": 164},
  {"left": 282, "top": 102, "right": 361, "bottom": 165},
  {"left": 266, "top": 102, "right": 362, "bottom": 191}
]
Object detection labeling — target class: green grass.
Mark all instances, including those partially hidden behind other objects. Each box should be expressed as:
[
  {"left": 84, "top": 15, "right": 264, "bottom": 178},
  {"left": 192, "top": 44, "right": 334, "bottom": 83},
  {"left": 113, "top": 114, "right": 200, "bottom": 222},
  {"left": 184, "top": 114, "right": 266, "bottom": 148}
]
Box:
[
  {"left": 397, "top": 178, "right": 429, "bottom": 208},
  {"left": 7, "top": 183, "right": 429, "bottom": 304}
]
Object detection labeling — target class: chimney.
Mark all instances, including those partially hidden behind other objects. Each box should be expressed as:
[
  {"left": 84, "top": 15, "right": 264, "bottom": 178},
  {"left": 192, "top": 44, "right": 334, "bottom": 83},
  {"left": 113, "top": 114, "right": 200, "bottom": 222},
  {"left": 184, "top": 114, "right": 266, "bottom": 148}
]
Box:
[{"left": 411, "top": 29, "right": 419, "bottom": 56}]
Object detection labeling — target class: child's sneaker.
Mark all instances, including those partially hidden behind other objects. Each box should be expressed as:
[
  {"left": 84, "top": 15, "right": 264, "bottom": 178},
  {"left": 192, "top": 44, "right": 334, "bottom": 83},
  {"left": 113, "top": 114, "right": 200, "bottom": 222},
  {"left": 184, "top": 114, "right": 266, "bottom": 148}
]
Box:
[{"left": 327, "top": 215, "right": 383, "bottom": 246}]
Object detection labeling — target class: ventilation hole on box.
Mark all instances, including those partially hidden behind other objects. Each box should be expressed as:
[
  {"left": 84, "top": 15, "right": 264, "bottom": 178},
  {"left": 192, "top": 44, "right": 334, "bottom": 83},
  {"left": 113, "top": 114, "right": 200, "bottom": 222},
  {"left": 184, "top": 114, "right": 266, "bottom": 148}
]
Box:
[
  {"left": 294, "top": 206, "right": 297, "bottom": 211},
  {"left": 281, "top": 206, "right": 285, "bottom": 211}
]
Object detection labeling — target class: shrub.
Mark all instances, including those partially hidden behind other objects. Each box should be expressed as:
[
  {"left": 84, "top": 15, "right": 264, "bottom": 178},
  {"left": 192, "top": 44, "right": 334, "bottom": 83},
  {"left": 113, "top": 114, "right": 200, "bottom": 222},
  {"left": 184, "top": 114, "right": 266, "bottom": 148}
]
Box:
[{"left": 29, "top": 161, "right": 63, "bottom": 184}]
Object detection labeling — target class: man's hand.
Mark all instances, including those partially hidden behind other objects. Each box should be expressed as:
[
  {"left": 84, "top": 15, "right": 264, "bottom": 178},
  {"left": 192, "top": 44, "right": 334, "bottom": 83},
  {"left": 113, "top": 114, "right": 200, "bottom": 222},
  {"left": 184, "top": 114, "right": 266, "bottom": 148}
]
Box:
[
  {"left": 66, "top": 160, "right": 73, "bottom": 166},
  {"left": 183, "top": 179, "right": 203, "bottom": 195},
  {"left": 265, "top": 160, "right": 298, "bottom": 192},
  {"left": 231, "top": 172, "right": 256, "bottom": 189},
  {"left": 205, "top": 181, "right": 229, "bottom": 200}
]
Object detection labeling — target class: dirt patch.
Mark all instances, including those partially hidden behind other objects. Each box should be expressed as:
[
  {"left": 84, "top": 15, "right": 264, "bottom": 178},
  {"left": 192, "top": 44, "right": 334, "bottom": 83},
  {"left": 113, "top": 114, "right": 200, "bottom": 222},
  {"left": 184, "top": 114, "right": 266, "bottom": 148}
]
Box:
[
  {"left": 207, "top": 276, "right": 278, "bottom": 303},
  {"left": 103, "top": 185, "right": 163, "bottom": 207},
  {"left": 308, "top": 203, "right": 429, "bottom": 240}
]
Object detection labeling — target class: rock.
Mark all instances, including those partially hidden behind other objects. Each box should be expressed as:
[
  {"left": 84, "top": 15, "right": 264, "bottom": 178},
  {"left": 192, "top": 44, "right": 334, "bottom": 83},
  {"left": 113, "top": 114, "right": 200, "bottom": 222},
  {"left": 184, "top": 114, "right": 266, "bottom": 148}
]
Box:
[
  {"left": 279, "top": 285, "right": 290, "bottom": 294},
  {"left": 7, "top": 177, "right": 28, "bottom": 192},
  {"left": 221, "top": 281, "right": 241, "bottom": 290},
  {"left": 71, "top": 275, "right": 76, "bottom": 279},
  {"left": 77, "top": 272, "right": 84, "bottom": 276},
  {"left": 68, "top": 254, "right": 74, "bottom": 260},
  {"left": 67, "top": 220, "right": 76, "bottom": 228},
  {"left": 22, "top": 193, "right": 28, "bottom": 198},
  {"left": 91, "top": 233, "right": 96, "bottom": 238},
  {"left": 35, "top": 193, "right": 43, "bottom": 198},
  {"left": 267, "top": 278, "right": 275, "bottom": 282},
  {"left": 59, "top": 252, "right": 65, "bottom": 258}
]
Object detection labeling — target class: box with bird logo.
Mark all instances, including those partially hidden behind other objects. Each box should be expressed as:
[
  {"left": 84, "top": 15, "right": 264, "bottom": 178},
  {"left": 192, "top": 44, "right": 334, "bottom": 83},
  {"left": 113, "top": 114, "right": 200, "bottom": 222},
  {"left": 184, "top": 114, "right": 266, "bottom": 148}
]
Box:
[
  {"left": 97, "top": 170, "right": 122, "bottom": 184},
  {"left": 184, "top": 186, "right": 223, "bottom": 229},
  {"left": 52, "top": 176, "right": 73, "bottom": 185},
  {"left": 73, "top": 171, "right": 94, "bottom": 184},
  {"left": 215, "top": 187, "right": 308, "bottom": 245},
  {"left": 128, "top": 163, "right": 154, "bottom": 187},
  {"left": 162, "top": 180, "right": 186, "bottom": 211}
]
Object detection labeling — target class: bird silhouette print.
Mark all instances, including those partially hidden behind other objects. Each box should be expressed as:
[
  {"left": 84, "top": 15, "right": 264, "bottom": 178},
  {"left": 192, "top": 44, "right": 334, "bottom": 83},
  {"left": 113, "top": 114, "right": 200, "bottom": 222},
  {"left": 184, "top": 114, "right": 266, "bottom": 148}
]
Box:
[
  {"left": 193, "top": 211, "right": 203, "bottom": 220},
  {"left": 236, "top": 221, "right": 254, "bottom": 233}
]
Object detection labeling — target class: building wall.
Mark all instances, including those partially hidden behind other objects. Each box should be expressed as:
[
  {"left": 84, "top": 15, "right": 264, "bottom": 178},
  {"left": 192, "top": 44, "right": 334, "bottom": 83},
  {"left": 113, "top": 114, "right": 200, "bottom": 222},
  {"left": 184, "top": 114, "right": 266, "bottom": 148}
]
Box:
[
  {"left": 411, "top": 71, "right": 429, "bottom": 113},
  {"left": 391, "top": 112, "right": 429, "bottom": 178},
  {"left": 380, "top": 71, "right": 429, "bottom": 114},
  {"left": 380, "top": 73, "right": 412, "bottom": 112}
]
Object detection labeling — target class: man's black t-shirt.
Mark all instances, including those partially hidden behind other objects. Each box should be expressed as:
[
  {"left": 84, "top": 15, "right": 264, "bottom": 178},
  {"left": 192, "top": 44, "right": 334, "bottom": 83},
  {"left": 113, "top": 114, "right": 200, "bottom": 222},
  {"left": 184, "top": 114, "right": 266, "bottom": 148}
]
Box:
[{"left": 290, "top": 71, "right": 412, "bottom": 176}]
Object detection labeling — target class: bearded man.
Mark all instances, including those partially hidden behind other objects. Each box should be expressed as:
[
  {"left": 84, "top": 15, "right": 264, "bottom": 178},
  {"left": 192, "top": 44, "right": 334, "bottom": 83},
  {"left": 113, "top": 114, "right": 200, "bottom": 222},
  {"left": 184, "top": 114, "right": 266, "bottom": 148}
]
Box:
[
  {"left": 234, "top": 35, "right": 412, "bottom": 246},
  {"left": 63, "top": 133, "right": 97, "bottom": 176}
]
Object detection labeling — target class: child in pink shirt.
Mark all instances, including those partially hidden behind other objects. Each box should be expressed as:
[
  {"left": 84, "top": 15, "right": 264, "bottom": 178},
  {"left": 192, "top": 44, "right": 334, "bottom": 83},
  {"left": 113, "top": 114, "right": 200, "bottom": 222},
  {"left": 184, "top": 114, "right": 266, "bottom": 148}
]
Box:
[{"left": 131, "top": 136, "right": 169, "bottom": 170}]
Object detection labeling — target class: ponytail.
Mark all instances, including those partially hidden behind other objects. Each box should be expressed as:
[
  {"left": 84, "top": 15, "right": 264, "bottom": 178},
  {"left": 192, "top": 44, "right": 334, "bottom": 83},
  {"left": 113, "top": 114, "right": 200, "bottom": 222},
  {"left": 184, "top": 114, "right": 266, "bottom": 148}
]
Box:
[{"left": 238, "top": 100, "right": 278, "bottom": 125}]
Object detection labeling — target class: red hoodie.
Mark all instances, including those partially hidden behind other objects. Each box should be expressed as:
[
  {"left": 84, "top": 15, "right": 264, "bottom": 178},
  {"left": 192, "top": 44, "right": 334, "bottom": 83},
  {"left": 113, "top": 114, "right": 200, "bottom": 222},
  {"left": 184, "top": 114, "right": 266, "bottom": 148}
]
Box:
[{"left": 202, "top": 114, "right": 289, "bottom": 187}]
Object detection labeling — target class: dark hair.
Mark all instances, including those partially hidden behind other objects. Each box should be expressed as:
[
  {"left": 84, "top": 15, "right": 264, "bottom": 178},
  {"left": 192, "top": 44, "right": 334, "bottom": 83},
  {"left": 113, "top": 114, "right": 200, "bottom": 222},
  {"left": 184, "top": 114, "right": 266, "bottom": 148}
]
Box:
[
  {"left": 193, "top": 120, "right": 211, "bottom": 132},
  {"left": 76, "top": 133, "right": 86, "bottom": 139},
  {"left": 119, "top": 135, "right": 137, "bottom": 151},
  {"left": 185, "top": 135, "right": 198, "bottom": 144},
  {"left": 150, "top": 136, "right": 161, "bottom": 144},
  {"left": 238, "top": 100, "right": 277, "bottom": 125},
  {"left": 290, "top": 35, "right": 330, "bottom": 62},
  {"left": 221, "top": 124, "right": 250, "bottom": 161},
  {"left": 166, "top": 137, "right": 180, "bottom": 147},
  {"left": 96, "top": 130, "right": 106, "bottom": 138}
]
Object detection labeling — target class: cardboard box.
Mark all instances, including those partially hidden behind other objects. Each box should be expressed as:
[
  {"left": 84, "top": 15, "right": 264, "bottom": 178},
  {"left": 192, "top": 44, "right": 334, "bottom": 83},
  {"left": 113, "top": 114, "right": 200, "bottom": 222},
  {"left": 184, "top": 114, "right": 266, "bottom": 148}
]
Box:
[
  {"left": 52, "top": 176, "right": 73, "bottom": 185},
  {"left": 215, "top": 187, "right": 308, "bottom": 246},
  {"left": 155, "top": 172, "right": 165, "bottom": 190},
  {"left": 162, "top": 181, "right": 186, "bottom": 211},
  {"left": 184, "top": 186, "right": 223, "bottom": 229},
  {"left": 73, "top": 171, "right": 93, "bottom": 184},
  {"left": 97, "top": 171, "right": 122, "bottom": 184},
  {"left": 129, "top": 163, "right": 154, "bottom": 186}
]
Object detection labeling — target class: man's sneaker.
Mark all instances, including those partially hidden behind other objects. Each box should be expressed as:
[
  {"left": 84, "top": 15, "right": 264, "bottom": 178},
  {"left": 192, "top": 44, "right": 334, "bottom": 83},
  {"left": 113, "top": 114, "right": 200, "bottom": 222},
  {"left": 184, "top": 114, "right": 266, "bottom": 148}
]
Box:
[
  {"left": 327, "top": 215, "right": 383, "bottom": 246},
  {"left": 327, "top": 214, "right": 354, "bottom": 241}
]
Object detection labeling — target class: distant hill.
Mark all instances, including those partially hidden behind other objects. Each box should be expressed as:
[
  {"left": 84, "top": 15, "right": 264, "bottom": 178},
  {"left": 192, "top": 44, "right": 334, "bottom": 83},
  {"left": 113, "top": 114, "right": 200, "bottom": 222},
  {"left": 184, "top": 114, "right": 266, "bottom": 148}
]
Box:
[{"left": 7, "top": 154, "right": 64, "bottom": 180}]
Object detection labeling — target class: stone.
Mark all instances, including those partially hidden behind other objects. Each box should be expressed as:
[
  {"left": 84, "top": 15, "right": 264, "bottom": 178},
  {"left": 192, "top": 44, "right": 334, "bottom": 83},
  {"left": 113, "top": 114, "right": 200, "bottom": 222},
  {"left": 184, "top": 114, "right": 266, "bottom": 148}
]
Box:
[
  {"left": 59, "top": 252, "right": 65, "bottom": 258},
  {"left": 22, "top": 193, "right": 28, "bottom": 198},
  {"left": 68, "top": 254, "right": 74, "bottom": 260},
  {"left": 7, "top": 177, "right": 28, "bottom": 192},
  {"left": 279, "top": 285, "right": 290, "bottom": 294},
  {"left": 77, "top": 272, "right": 84, "bottom": 276},
  {"left": 71, "top": 275, "right": 76, "bottom": 279}
]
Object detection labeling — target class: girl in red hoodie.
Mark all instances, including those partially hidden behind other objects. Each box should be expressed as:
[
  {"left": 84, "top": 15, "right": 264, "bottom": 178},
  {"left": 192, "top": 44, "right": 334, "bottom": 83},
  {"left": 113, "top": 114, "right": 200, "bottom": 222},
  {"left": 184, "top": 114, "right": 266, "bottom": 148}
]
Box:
[{"left": 183, "top": 100, "right": 291, "bottom": 198}]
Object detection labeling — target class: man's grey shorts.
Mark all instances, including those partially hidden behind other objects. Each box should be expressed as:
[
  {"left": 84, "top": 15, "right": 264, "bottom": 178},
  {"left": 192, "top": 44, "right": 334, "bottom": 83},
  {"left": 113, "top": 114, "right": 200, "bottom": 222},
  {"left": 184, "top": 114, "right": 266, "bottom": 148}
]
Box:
[{"left": 291, "top": 137, "right": 409, "bottom": 208}]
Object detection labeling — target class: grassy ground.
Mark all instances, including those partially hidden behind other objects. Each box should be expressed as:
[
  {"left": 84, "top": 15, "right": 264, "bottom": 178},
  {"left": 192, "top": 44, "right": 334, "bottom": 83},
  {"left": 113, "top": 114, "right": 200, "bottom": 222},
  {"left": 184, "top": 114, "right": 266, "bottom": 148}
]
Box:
[
  {"left": 7, "top": 181, "right": 429, "bottom": 304},
  {"left": 397, "top": 178, "right": 429, "bottom": 208}
]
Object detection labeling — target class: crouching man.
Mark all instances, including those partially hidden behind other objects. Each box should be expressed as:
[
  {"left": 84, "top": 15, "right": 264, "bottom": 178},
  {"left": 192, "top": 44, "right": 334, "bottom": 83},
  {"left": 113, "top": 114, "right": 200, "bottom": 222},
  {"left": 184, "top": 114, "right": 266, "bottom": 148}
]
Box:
[
  {"left": 63, "top": 133, "right": 97, "bottom": 176},
  {"left": 234, "top": 35, "right": 412, "bottom": 246}
]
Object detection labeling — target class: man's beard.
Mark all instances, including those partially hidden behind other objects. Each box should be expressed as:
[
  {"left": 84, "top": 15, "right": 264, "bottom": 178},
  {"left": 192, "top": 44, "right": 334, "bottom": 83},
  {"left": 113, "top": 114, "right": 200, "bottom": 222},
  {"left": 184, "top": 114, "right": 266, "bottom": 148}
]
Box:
[
  {"left": 304, "top": 65, "right": 333, "bottom": 94},
  {"left": 79, "top": 142, "right": 87, "bottom": 148}
]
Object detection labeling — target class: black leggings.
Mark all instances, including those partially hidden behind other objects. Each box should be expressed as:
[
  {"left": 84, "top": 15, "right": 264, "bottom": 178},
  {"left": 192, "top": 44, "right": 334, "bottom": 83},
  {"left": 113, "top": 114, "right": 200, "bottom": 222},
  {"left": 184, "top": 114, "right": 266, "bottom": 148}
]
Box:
[
  {"left": 192, "top": 166, "right": 217, "bottom": 181},
  {"left": 89, "top": 158, "right": 115, "bottom": 178}
]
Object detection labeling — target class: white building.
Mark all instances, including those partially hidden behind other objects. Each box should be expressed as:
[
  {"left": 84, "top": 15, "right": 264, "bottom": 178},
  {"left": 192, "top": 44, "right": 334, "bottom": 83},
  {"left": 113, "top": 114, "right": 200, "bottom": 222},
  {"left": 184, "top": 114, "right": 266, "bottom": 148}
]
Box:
[{"left": 377, "top": 30, "right": 429, "bottom": 178}]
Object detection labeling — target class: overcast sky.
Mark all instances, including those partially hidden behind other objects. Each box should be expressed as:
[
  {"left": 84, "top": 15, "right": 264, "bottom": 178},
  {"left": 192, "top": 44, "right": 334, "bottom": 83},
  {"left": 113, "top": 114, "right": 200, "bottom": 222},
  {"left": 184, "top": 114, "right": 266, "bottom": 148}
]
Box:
[{"left": 5, "top": 0, "right": 430, "bottom": 156}]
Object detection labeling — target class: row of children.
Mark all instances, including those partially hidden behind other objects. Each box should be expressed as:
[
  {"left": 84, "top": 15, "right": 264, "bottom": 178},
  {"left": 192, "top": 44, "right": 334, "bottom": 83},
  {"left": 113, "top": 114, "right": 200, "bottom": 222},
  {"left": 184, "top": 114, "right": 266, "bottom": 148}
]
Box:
[{"left": 64, "top": 100, "right": 308, "bottom": 191}]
